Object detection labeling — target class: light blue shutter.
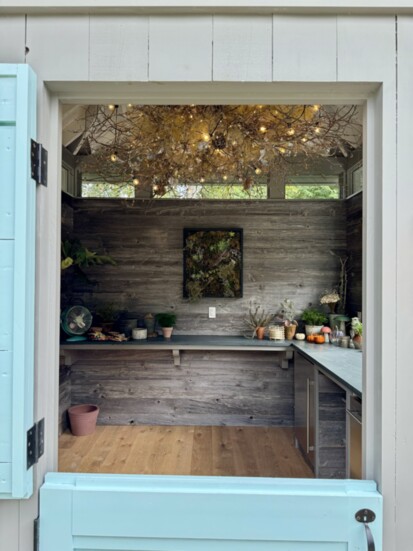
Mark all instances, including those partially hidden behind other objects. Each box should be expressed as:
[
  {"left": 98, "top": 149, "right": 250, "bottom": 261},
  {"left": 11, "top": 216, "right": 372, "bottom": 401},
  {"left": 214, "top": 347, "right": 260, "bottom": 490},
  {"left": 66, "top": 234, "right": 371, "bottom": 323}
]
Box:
[
  {"left": 0, "top": 64, "right": 37, "bottom": 499},
  {"left": 40, "top": 473, "right": 382, "bottom": 550}
]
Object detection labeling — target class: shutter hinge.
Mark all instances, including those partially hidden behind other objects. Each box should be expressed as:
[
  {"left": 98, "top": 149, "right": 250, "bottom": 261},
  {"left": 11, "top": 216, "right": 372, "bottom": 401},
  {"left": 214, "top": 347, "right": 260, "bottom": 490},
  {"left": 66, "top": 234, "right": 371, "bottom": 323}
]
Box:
[
  {"left": 31, "top": 139, "right": 48, "bottom": 187},
  {"left": 27, "top": 418, "right": 45, "bottom": 469},
  {"left": 33, "top": 517, "right": 40, "bottom": 551}
]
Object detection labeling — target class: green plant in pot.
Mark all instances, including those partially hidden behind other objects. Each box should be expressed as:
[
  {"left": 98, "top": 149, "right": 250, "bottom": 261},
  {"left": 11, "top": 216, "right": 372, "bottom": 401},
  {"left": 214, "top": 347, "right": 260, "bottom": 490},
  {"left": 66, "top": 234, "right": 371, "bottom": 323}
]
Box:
[
  {"left": 351, "top": 317, "right": 363, "bottom": 349},
  {"left": 301, "top": 308, "right": 328, "bottom": 336},
  {"left": 156, "top": 313, "right": 177, "bottom": 339},
  {"left": 96, "top": 303, "right": 119, "bottom": 332},
  {"left": 279, "top": 299, "right": 298, "bottom": 340}
]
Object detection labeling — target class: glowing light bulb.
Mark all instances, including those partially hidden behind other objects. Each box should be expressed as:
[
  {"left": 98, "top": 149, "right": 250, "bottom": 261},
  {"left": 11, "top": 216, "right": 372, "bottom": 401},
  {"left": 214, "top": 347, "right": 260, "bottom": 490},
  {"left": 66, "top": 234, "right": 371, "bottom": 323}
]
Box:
[
  {"left": 287, "top": 127, "right": 295, "bottom": 136},
  {"left": 278, "top": 147, "right": 286, "bottom": 154},
  {"left": 133, "top": 178, "right": 140, "bottom": 186},
  {"left": 255, "top": 168, "right": 262, "bottom": 175},
  {"left": 200, "top": 177, "right": 205, "bottom": 183},
  {"left": 153, "top": 184, "right": 159, "bottom": 192},
  {"left": 110, "top": 152, "right": 118, "bottom": 162},
  {"left": 202, "top": 133, "right": 210, "bottom": 142},
  {"left": 314, "top": 127, "right": 321, "bottom": 134},
  {"left": 108, "top": 104, "right": 115, "bottom": 110},
  {"left": 223, "top": 175, "right": 228, "bottom": 181},
  {"left": 259, "top": 125, "right": 267, "bottom": 133},
  {"left": 127, "top": 103, "right": 133, "bottom": 108},
  {"left": 232, "top": 140, "right": 238, "bottom": 146},
  {"left": 301, "top": 137, "right": 308, "bottom": 143},
  {"left": 312, "top": 104, "right": 320, "bottom": 112}
]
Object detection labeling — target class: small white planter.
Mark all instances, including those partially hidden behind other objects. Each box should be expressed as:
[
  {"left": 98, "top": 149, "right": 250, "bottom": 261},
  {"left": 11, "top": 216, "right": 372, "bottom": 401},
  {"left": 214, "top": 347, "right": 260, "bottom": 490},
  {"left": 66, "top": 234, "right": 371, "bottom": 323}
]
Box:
[{"left": 305, "top": 325, "right": 323, "bottom": 336}]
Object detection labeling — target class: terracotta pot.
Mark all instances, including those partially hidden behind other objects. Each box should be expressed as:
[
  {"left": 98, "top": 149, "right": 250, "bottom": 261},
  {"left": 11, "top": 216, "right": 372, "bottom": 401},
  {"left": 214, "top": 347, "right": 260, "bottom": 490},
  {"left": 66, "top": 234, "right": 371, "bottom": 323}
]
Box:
[
  {"left": 285, "top": 324, "right": 297, "bottom": 341},
  {"left": 256, "top": 326, "right": 266, "bottom": 340},
  {"left": 68, "top": 404, "right": 99, "bottom": 436},
  {"left": 353, "top": 335, "right": 363, "bottom": 350},
  {"left": 162, "top": 327, "right": 174, "bottom": 339}
]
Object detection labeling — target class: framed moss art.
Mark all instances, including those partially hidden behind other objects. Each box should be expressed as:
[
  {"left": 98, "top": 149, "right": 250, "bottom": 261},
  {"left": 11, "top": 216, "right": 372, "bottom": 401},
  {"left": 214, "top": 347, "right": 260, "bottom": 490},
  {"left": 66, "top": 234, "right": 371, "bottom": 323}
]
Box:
[{"left": 183, "top": 228, "right": 243, "bottom": 301}]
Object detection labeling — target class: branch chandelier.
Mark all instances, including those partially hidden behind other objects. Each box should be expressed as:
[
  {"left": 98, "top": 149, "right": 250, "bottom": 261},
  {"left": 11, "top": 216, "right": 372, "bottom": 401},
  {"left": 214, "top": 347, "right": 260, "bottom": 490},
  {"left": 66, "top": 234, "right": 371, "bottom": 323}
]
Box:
[{"left": 79, "top": 104, "right": 362, "bottom": 196}]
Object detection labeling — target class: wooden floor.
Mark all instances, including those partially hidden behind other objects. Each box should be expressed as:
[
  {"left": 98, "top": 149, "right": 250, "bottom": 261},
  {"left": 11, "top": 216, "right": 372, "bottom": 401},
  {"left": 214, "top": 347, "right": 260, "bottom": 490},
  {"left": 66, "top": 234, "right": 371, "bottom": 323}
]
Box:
[{"left": 59, "top": 426, "right": 314, "bottom": 478}]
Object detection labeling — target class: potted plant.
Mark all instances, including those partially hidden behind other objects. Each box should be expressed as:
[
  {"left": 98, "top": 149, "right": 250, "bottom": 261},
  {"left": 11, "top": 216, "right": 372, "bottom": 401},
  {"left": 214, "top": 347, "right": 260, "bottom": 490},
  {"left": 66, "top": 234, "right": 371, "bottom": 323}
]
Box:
[
  {"left": 278, "top": 298, "right": 298, "bottom": 340},
  {"left": 301, "top": 308, "right": 328, "bottom": 336},
  {"left": 244, "top": 304, "right": 274, "bottom": 339},
  {"left": 96, "top": 303, "right": 119, "bottom": 332},
  {"left": 156, "top": 312, "right": 177, "bottom": 339},
  {"left": 351, "top": 317, "right": 363, "bottom": 349}
]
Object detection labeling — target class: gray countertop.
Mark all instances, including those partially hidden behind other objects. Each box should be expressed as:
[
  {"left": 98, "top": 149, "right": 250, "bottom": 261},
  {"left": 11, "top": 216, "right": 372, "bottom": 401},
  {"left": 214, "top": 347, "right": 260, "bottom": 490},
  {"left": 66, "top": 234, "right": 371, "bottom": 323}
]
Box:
[
  {"left": 292, "top": 341, "right": 362, "bottom": 397},
  {"left": 60, "top": 335, "right": 362, "bottom": 397}
]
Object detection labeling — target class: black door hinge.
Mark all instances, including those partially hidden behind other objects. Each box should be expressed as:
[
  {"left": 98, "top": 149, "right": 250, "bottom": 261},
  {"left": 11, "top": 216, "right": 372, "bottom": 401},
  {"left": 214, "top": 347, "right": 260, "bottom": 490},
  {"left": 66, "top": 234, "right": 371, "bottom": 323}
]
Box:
[
  {"left": 27, "top": 418, "right": 45, "bottom": 469},
  {"left": 34, "top": 517, "right": 40, "bottom": 551},
  {"left": 31, "top": 139, "right": 48, "bottom": 186}
]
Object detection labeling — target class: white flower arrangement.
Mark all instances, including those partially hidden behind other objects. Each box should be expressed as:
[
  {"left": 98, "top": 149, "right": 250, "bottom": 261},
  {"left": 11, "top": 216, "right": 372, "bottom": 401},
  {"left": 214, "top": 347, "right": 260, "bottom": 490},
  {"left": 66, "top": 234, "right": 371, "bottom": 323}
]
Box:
[{"left": 320, "top": 291, "right": 341, "bottom": 313}]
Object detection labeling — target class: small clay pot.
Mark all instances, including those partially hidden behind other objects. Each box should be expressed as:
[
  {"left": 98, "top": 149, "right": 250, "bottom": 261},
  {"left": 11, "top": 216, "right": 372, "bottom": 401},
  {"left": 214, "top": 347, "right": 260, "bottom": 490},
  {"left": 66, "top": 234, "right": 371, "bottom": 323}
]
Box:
[
  {"left": 68, "top": 404, "right": 99, "bottom": 436},
  {"left": 256, "top": 326, "right": 266, "bottom": 340},
  {"left": 285, "top": 324, "right": 297, "bottom": 341},
  {"left": 162, "top": 327, "right": 174, "bottom": 339},
  {"left": 353, "top": 335, "right": 363, "bottom": 350}
]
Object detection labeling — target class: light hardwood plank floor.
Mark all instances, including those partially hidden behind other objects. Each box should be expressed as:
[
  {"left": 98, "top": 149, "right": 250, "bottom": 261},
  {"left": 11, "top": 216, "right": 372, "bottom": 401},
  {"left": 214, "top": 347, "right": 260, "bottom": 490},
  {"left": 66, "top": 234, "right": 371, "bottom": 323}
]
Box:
[{"left": 59, "top": 426, "right": 314, "bottom": 478}]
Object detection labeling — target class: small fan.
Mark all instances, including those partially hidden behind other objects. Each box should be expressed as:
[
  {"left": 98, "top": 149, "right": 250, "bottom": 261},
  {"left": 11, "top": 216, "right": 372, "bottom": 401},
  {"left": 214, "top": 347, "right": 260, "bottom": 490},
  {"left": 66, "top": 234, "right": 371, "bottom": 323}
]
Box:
[{"left": 61, "top": 306, "right": 93, "bottom": 342}]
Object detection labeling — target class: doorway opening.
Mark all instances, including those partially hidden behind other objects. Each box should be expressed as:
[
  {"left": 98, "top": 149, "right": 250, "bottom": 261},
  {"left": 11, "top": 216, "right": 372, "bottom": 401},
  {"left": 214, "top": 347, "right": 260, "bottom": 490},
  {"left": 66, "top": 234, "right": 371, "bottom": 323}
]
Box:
[{"left": 57, "top": 101, "right": 363, "bottom": 479}]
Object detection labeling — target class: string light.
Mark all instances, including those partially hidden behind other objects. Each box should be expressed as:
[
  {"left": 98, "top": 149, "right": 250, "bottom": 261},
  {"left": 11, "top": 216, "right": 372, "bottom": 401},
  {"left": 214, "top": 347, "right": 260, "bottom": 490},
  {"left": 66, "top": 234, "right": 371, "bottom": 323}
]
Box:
[
  {"left": 108, "top": 104, "right": 115, "bottom": 111},
  {"left": 287, "top": 127, "right": 295, "bottom": 136},
  {"left": 132, "top": 177, "right": 140, "bottom": 185},
  {"left": 259, "top": 125, "right": 267, "bottom": 133},
  {"left": 255, "top": 167, "right": 262, "bottom": 175},
  {"left": 110, "top": 152, "right": 118, "bottom": 162}
]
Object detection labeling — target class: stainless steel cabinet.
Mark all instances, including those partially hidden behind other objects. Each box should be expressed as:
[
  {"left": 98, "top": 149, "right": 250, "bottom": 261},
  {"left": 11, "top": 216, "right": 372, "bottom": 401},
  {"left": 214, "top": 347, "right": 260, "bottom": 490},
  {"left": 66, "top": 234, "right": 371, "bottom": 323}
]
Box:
[
  {"left": 346, "top": 394, "right": 362, "bottom": 479},
  {"left": 294, "top": 353, "right": 316, "bottom": 469}
]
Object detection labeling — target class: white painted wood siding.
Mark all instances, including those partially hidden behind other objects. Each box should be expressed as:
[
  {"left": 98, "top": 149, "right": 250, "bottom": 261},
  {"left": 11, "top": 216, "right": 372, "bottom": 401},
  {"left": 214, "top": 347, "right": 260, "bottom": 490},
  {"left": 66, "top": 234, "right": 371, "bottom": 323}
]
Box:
[
  {"left": 395, "top": 15, "right": 413, "bottom": 551},
  {"left": 0, "top": 10, "right": 408, "bottom": 551},
  {"left": 273, "top": 15, "right": 337, "bottom": 81}
]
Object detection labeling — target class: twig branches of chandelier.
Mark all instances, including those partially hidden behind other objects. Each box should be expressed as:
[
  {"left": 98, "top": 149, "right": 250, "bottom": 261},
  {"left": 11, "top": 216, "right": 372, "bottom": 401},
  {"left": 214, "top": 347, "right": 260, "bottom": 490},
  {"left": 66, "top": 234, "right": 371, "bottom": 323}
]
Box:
[{"left": 79, "top": 104, "right": 361, "bottom": 196}]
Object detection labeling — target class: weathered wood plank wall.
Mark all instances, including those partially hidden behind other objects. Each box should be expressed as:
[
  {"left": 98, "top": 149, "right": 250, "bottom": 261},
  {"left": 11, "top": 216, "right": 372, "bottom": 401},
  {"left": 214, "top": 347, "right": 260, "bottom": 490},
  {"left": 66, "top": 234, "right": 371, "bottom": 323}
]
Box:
[
  {"left": 60, "top": 197, "right": 359, "bottom": 428},
  {"left": 70, "top": 350, "right": 291, "bottom": 427},
  {"left": 65, "top": 197, "right": 347, "bottom": 334},
  {"left": 346, "top": 192, "right": 363, "bottom": 316}
]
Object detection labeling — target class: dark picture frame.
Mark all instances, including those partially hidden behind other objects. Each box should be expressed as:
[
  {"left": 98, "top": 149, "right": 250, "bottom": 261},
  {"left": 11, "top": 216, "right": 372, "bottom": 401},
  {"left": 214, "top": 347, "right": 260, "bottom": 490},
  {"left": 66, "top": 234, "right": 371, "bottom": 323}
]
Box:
[{"left": 183, "top": 228, "right": 243, "bottom": 300}]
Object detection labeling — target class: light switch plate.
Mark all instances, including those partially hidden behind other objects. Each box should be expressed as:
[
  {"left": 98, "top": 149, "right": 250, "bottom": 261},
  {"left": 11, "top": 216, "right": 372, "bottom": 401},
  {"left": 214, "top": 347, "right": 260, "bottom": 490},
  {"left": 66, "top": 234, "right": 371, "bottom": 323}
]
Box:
[{"left": 208, "top": 307, "right": 216, "bottom": 319}]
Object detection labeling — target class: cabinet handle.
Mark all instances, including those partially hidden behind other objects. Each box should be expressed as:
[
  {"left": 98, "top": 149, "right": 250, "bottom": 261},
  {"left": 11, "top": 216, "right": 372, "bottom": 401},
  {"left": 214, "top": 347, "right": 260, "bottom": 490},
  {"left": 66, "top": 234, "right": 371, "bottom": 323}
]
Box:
[
  {"left": 306, "top": 377, "right": 310, "bottom": 453},
  {"left": 306, "top": 378, "right": 314, "bottom": 453}
]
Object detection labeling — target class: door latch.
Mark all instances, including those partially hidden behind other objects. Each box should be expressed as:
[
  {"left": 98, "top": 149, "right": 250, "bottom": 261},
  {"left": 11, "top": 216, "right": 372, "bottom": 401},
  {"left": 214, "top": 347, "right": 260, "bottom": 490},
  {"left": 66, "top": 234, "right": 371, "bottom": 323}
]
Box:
[{"left": 355, "top": 509, "right": 376, "bottom": 551}]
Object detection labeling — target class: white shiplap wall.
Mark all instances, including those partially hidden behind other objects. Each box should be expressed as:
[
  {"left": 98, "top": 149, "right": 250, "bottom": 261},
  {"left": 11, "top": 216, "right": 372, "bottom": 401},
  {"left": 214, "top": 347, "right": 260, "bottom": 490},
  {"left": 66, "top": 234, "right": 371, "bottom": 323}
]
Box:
[{"left": 0, "top": 10, "right": 406, "bottom": 551}]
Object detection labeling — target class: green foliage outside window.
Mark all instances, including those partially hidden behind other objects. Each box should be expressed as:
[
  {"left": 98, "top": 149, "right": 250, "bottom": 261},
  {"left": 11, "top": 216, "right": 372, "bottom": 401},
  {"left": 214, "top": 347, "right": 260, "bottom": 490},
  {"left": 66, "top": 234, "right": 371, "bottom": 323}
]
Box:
[
  {"left": 285, "top": 184, "right": 340, "bottom": 200},
  {"left": 82, "top": 182, "right": 134, "bottom": 198}
]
